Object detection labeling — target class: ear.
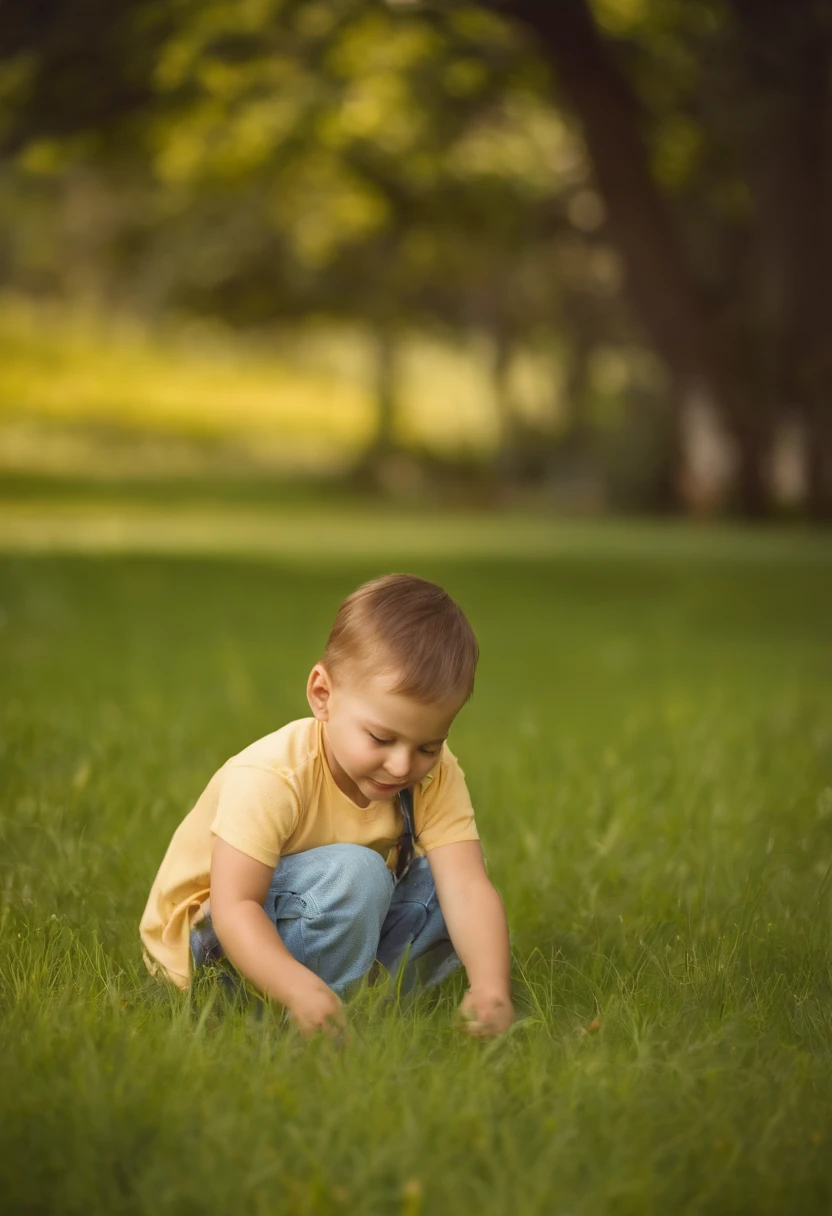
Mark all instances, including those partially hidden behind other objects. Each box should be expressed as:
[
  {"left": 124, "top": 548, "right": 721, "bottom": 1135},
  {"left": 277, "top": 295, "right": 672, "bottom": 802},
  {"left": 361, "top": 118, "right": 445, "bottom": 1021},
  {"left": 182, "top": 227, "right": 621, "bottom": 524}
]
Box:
[{"left": 306, "top": 663, "right": 333, "bottom": 720}]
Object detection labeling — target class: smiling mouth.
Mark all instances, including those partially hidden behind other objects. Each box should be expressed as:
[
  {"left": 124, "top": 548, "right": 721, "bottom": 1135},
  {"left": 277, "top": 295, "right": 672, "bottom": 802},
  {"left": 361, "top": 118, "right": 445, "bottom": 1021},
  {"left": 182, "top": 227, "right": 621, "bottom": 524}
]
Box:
[{"left": 371, "top": 779, "right": 403, "bottom": 790}]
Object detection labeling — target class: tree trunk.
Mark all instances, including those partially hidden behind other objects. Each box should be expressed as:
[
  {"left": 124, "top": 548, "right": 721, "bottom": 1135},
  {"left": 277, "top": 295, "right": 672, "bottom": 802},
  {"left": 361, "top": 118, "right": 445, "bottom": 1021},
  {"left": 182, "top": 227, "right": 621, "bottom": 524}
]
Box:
[
  {"left": 730, "top": 0, "right": 832, "bottom": 520},
  {"left": 490, "top": 0, "right": 772, "bottom": 515},
  {"left": 354, "top": 323, "right": 401, "bottom": 490},
  {"left": 563, "top": 327, "right": 592, "bottom": 444},
  {"left": 371, "top": 323, "right": 398, "bottom": 456},
  {"left": 732, "top": 417, "right": 771, "bottom": 519},
  {"left": 805, "top": 410, "right": 832, "bottom": 520},
  {"left": 491, "top": 324, "right": 515, "bottom": 452}
]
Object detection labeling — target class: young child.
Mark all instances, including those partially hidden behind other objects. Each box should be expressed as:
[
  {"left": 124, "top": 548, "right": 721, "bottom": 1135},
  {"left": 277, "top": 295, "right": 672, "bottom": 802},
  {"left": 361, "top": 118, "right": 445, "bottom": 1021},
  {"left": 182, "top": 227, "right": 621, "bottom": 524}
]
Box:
[{"left": 140, "top": 573, "right": 514, "bottom": 1038}]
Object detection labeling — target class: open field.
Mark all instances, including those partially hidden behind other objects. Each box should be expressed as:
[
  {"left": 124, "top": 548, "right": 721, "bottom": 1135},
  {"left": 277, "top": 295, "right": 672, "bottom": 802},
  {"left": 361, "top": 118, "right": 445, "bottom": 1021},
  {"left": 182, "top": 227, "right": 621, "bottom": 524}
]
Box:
[
  {"left": 2, "top": 511, "right": 832, "bottom": 1214},
  {"left": 0, "top": 296, "right": 517, "bottom": 481}
]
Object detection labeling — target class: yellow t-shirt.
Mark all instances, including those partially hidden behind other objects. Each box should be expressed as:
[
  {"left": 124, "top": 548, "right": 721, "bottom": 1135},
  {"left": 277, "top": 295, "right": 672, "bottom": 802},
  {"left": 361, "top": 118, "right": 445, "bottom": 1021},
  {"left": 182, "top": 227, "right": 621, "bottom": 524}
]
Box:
[{"left": 140, "top": 717, "right": 479, "bottom": 989}]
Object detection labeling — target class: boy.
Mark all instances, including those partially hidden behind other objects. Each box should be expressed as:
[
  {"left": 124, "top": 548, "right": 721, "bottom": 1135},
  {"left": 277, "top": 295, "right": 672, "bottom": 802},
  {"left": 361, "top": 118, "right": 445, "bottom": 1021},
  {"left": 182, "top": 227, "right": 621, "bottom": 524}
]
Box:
[{"left": 140, "top": 574, "right": 514, "bottom": 1038}]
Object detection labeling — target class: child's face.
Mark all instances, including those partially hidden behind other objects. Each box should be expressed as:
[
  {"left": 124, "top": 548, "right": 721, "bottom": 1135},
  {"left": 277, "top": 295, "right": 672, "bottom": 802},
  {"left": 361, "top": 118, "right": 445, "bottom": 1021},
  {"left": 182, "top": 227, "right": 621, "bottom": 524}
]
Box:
[{"left": 307, "top": 662, "right": 465, "bottom": 809}]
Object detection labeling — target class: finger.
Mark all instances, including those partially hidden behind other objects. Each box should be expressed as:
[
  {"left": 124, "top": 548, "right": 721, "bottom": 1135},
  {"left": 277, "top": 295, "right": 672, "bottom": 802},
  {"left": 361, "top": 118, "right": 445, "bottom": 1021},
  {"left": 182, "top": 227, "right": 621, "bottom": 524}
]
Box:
[
  {"left": 474, "top": 1014, "right": 505, "bottom": 1038},
  {"left": 324, "top": 1024, "right": 349, "bottom": 1044},
  {"left": 323, "top": 1011, "right": 349, "bottom": 1040}
]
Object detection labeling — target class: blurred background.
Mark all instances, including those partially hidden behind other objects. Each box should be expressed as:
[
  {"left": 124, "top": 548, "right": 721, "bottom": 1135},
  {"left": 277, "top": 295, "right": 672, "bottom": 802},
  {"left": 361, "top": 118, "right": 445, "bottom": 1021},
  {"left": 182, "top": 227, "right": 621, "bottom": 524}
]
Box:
[{"left": 0, "top": 0, "right": 830, "bottom": 522}]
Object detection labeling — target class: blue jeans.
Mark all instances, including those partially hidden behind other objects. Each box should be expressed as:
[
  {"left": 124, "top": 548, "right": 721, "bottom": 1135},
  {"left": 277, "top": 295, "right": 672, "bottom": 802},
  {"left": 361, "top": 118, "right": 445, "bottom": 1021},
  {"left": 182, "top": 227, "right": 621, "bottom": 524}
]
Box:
[{"left": 190, "top": 844, "right": 460, "bottom": 998}]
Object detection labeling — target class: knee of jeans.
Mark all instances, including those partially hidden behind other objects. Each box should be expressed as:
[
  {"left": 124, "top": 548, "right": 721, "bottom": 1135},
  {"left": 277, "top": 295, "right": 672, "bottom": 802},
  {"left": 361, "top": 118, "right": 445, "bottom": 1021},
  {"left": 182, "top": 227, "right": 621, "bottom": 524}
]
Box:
[
  {"left": 306, "top": 844, "right": 391, "bottom": 919},
  {"left": 277, "top": 846, "right": 391, "bottom": 919},
  {"left": 266, "top": 844, "right": 393, "bottom": 921}
]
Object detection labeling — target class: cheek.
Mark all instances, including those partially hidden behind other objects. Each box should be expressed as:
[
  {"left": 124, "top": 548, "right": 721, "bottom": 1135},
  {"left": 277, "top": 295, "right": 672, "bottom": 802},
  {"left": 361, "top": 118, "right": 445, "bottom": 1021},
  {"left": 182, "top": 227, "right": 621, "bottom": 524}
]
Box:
[
  {"left": 349, "top": 732, "right": 376, "bottom": 769},
  {"left": 333, "top": 722, "right": 366, "bottom": 768},
  {"left": 413, "top": 754, "right": 438, "bottom": 780}
]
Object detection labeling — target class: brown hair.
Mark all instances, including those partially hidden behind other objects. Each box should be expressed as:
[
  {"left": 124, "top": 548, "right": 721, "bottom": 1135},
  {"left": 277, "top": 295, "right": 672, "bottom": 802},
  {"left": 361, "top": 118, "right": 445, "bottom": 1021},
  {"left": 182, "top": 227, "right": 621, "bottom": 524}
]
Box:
[{"left": 323, "top": 574, "right": 479, "bottom": 704}]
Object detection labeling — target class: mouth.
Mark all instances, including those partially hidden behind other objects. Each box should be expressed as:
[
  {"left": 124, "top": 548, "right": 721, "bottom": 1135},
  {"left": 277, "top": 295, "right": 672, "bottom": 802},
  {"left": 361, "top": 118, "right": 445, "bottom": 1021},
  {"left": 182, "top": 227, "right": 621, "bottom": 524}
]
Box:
[{"left": 369, "top": 779, "right": 404, "bottom": 793}]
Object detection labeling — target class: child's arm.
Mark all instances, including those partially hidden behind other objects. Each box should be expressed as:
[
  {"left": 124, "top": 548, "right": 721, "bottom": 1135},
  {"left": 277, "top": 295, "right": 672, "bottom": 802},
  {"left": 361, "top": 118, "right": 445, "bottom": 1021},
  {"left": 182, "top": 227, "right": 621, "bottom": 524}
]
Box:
[
  {"left": 210, "top": 839, "right": 345, "bottom": 1037},
  {"left": 427, "top": 840, "right": 514, "bottom": 1037}
]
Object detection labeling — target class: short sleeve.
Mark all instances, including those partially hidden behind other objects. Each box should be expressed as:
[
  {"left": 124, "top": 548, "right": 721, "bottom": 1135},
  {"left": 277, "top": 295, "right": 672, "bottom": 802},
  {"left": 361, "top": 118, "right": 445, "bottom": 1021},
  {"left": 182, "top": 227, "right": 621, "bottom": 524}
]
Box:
[
  {"left": 210, "top": 764, "right": 300, "bottom": 869},
  {"left": 414, "top": 746, "right": 479, "bottom": 854}
]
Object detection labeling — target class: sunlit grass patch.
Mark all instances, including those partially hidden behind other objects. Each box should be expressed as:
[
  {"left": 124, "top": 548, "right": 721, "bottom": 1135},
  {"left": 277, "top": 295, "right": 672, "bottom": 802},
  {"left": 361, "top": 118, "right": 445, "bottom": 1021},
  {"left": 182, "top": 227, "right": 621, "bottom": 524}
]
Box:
[
  {"left": 0, "top": 295, "right": 371, "bottom": 441},
  {"left": 0, "top": 295, "right": 516, "bottom": 480},
  {"left": 0, "top": 496, "right": 830, "bottom": 566}
]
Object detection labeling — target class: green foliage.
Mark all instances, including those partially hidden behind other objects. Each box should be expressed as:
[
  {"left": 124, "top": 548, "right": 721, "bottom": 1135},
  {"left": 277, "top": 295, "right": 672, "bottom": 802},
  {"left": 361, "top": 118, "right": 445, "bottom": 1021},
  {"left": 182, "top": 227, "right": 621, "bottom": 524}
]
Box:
[
  {"left": 2, "top": 517, "right": 832, "bottom": 1211},
  {"left": 0, "top": 0, "right": 597, "bottom": 334},
  {"left": 1, "top": 0, "right": 831, "bottom": 513}
]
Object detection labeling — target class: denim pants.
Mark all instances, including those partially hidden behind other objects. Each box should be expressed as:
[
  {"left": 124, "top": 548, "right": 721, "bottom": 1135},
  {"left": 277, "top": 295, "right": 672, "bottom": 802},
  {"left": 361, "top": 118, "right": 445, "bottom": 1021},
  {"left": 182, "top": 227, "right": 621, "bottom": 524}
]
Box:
[{"left": 190, "top": 844, "right": 460, "bottom": 998}]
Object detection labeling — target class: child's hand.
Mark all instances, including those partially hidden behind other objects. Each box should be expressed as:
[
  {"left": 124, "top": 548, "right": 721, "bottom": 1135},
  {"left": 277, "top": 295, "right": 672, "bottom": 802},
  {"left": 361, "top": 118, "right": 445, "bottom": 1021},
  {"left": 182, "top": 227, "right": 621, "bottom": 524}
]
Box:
[
  {"left": 457, "top": 987, "right": 515, "bottom": 1038},
  {"left": 288, "top": 979, "right": 347, "bottom": 1039}
]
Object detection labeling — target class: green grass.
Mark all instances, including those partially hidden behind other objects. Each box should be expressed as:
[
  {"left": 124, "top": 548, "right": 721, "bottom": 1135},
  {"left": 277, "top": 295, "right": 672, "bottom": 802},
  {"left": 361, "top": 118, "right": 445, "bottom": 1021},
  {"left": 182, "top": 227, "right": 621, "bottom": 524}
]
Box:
[{"left": 2, "top": 517, "right": 832, "bottom": 1214}]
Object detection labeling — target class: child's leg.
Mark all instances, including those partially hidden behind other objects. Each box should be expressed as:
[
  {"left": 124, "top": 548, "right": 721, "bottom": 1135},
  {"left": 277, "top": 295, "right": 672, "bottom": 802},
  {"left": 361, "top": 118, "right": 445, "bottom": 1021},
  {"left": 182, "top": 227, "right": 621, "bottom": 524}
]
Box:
[
  {"left": 262, "top": 844, "right": 394, "bottom": 997},
  {"left": 375, "top": 856, "right": 461, "bottom": 996},
  {"left": 190, "top": 843, "right": 396, "bottom": 997}
]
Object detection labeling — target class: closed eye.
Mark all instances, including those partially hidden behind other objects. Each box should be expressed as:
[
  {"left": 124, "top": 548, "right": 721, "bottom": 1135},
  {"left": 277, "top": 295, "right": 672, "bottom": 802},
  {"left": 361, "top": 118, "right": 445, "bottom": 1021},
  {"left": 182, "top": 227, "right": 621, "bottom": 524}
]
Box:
[{"left": 368, "top": 731, "right": 440, "bottom": 757}]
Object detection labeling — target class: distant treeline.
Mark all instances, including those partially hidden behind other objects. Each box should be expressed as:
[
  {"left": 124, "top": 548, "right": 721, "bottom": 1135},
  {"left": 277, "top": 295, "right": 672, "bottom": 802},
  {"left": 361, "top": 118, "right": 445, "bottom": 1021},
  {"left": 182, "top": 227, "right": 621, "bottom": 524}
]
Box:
[{"left": 0, "top": 0, "right": 830, "bottom": 517}]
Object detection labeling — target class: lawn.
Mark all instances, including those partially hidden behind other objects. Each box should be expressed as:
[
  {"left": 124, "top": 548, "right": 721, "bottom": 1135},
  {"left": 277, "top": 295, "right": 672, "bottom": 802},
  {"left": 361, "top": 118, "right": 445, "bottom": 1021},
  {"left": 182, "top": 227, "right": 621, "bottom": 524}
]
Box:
[{"left": 2, "top": 514, "right": 832, "bottom": 1214}]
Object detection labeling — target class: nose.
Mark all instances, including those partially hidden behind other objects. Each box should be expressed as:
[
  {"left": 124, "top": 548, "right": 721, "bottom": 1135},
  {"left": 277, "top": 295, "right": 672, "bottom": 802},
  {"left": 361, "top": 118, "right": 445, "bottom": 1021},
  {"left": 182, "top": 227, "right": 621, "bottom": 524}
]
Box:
[{"left": 384, "top": 747, "right": 411, "bottom": 780}]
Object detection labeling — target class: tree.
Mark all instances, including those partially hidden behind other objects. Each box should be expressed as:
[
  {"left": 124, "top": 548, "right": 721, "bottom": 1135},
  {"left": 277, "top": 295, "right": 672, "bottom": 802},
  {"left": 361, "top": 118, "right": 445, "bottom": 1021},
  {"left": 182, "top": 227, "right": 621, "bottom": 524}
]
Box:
[
  {"left": 730, "top": 0, "right": 832, "bottom": 519},
  {"left": 481, "top": 0, "right": 832, "bottom": 516},
  {"left": 13, "top": 0, "right": 826, "bottom": 513}
]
